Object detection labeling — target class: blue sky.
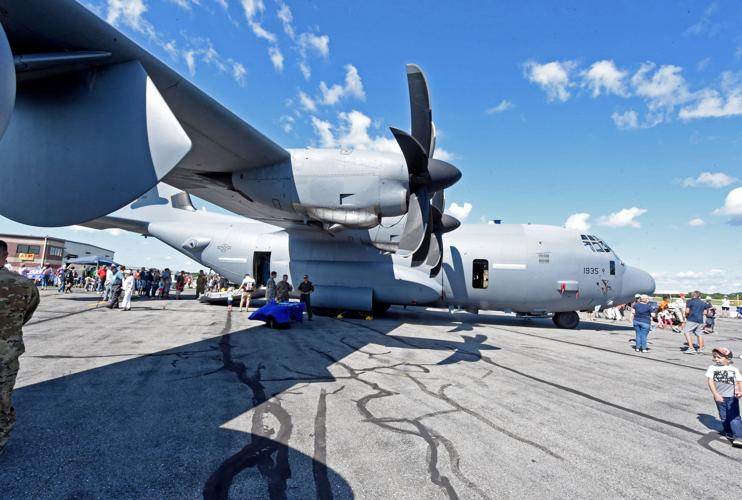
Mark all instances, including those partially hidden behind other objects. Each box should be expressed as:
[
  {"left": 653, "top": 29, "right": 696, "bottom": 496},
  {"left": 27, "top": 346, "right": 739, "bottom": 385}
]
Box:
[{"left": 2, "top": 0, "right": 741, "bottom": 292}]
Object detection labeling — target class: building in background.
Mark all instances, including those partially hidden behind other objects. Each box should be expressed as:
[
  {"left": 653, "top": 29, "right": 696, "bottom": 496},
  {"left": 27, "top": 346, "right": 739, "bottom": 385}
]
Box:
[
  {"left": 63, "top": 239, "right": 115, "bottom": 262},
  {"left": 0, "top": 234, "right": 115, "bottom": 271}
]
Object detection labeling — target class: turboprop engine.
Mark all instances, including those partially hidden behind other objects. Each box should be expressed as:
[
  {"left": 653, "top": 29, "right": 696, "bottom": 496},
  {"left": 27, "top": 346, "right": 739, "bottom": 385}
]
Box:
[
  {"left": 0, "top": 22, "right": 14, "bottom": 141},
  {"left": 229, "top": 65, "right": 461, "bottom": 232}
]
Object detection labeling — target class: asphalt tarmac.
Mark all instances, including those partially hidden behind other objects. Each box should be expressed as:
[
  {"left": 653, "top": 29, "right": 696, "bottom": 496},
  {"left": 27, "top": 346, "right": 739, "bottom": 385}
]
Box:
[{"left": 2, "top": 290, "right": 741, "bottom": 499}]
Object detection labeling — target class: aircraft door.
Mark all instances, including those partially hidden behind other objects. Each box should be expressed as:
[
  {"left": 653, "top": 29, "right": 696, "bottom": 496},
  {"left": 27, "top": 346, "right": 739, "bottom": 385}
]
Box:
[
  {"left": 253, "top": 252, "right": 271, "bottom": 287},
  {"left": 472, "top": 259, "right": 489, "bottom": 289}
]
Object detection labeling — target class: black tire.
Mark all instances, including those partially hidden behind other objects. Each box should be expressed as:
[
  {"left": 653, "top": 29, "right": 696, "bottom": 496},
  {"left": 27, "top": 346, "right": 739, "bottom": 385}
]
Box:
[{"left": 553, "top": 311, "right": 579, "bottom": 329}]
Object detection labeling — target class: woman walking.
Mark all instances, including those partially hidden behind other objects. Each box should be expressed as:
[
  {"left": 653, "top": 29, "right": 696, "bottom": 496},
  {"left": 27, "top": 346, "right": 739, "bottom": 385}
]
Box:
[{"left": 632, "top": 294, "right": 653, "bottom": 353}]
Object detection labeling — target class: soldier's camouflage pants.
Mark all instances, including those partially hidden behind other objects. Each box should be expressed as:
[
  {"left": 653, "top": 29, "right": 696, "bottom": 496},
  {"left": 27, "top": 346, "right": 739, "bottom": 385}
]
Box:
[{"left": 0, "top": 355, "right": 20, "bottom": 450}]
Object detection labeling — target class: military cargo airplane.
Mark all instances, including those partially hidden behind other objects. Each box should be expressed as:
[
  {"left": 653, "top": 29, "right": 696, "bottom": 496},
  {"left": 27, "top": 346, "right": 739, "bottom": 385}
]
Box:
[{"left": 0, "top": 0, "right": 654, "bottom": 328}]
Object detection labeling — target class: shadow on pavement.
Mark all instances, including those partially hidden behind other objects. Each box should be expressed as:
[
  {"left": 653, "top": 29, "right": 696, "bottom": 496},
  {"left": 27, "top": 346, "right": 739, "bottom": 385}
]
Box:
[{"left": 1, "top": 308, "right": 503, "bottom": 499}]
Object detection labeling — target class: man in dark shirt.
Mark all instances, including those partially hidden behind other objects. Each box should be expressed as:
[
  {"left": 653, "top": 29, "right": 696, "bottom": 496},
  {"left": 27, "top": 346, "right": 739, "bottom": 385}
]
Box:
[
  {"left": 298, "top": 275, "right": 315, "bottom": 321},
  {"left": 683, "top": 290, "right": 711, "bottom": 354}
]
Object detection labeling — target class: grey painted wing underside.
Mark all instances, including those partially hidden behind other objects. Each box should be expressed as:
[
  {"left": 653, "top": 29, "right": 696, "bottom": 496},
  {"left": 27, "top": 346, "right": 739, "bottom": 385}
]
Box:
[{"left": 0, "top": 0, "right": 294, "bottom": 223}]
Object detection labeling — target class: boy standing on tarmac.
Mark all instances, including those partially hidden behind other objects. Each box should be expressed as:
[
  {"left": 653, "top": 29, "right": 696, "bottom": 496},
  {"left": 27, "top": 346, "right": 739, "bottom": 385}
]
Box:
[{"left": 705, "top": 347, "right": 742, "bottom": 447}]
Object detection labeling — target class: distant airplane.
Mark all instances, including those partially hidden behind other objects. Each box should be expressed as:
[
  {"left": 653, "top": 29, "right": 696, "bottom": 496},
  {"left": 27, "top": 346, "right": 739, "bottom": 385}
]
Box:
[{"left": 0, "top": 1, "right": 654, "bottom": 328}]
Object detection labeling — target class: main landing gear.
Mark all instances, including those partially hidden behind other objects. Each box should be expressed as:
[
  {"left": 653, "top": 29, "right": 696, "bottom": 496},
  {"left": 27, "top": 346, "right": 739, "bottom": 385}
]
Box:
[{"left": 552, "top": 311, "right": 580, "bottom": 329}]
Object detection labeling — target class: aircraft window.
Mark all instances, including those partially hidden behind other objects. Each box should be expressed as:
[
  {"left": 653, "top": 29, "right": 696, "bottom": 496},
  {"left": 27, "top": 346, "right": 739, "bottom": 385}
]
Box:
[
  {"left": 472, "top": 259, "right": 489, "bottom": 289},
  {"left": 581, "top": 234, "right": 613, "bottom": 253},
  {"left": 610, "top": 260, "right": 615, "bottom": 275}
]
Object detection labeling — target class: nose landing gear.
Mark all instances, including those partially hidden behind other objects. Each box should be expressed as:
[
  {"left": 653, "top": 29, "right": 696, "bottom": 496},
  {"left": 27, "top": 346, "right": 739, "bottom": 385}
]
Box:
[{"left": 552, "top": 311, "right": 580, "bottom": 329}]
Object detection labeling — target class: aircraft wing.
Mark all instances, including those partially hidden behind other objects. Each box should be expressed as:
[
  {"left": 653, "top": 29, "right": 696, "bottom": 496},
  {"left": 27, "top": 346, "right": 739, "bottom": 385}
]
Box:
[{"left": 0, "top": 0, "right": 292, "bottom": 227}]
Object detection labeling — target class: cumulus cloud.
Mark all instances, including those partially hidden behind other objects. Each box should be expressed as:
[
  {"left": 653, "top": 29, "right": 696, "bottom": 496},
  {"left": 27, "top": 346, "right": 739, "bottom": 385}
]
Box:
[
  {"left": 486, "top": 100, "right": 514, "bottom": 114},
  {"left": 240, "top": 0, "right": 276, "bottom": 42},
  {"left": 169, "top": 0, "right": 200, "bottom": 9},
  {"left": 682, "top": 171, "right": 738, "bottom": 188},
  {"left": 523, "top": 60, "right": 577, "bottom": 102},
  {"left": 318, "top": 65, "right": 365, "bottom": 105},
  {"left": 713, "top": 186, "right": 742, "bottom": 224},
  {"left": 231, "top": 62, "right": 247, "bottom": 85},
  {"left": 275, "top": 1, "right": 330, "bottom": 79},
  {"left": 564, "top": 213, "right": 591, "bottom": 231},
  {"left": 688, "top": 218, "right": 706, "bottom": 226},
  {"left": 446, "top": 202, "right": 473, "bottom": 221},
  {"left": 268, "top": 46, "right": 284, "bottom": 71},
  {"left": 298, "top": 33, "right": 330, "bottom": 59},
  {"left": 611, "top": 110, "right": 638, "bottom": 129},
  {"left": 652, "top": 268, "right": 741, "bottom": 294},
  {"left": 581, "top": 60, "right": 628, "bottom": 97},
  {"left": 106, "top": 0, "right": 156, "bottom": 39},
  {"left": 597, "top": 207, "right": 647, "bottom": 228},
  {"left": 310, "top": 116, "right": 334, "bottom": 147},
  {"left": 298, "top": 91, "right": 317, "bottom": 112},
  {"left": 522, "top": 57, "right": 742, "bottom": 128}
]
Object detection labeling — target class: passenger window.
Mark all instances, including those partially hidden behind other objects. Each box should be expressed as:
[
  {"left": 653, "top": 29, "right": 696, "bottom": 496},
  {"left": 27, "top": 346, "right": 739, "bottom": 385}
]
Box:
[
  {"left": 609, "top": 260, "right": 615, "bottom": 276},
  {"left": 472, "top": 259, "right": 489, "bottom": 289}
]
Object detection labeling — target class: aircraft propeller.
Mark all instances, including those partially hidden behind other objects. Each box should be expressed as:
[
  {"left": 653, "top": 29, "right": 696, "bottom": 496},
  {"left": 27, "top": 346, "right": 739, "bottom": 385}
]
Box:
[{"left": 391, "top": 64, "right": 461, "bottom": 275}]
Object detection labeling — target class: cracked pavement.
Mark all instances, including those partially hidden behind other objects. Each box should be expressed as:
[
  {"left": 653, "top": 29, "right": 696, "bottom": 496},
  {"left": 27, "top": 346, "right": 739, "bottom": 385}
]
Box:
[{"left": 1, "top": 290, "right": 742, "bottom": 499}]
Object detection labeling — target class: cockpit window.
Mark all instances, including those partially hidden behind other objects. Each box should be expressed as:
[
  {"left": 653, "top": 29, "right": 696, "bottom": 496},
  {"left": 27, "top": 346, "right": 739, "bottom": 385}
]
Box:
[{"left": 580, "top": 234, "right": 612, "bottom": 253}]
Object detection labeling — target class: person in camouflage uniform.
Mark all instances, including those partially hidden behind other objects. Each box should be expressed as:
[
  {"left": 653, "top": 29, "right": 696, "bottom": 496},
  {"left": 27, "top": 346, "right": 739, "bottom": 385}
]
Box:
[{"left": 0, "top": 239, "right": 40, "bottom": 454}]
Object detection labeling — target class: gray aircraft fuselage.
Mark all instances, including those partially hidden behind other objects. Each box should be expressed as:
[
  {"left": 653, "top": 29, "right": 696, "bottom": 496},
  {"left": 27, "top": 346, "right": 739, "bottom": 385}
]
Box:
[{"left": 131, "top": 196, "right": 654, "bottom": 317}]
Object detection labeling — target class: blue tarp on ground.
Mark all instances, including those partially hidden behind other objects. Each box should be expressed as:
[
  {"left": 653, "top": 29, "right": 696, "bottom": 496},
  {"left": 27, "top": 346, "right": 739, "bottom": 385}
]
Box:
[{"left": 249, "top": 301, "right": 304, "bottom": 325}]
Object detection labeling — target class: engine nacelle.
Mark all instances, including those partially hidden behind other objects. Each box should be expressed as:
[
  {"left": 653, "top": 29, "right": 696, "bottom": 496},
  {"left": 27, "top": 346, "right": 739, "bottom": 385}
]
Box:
[
  {"left": 232, "top": 148, "right": 409, "bottom": 228},
  {"left": 0, "top": 22, "right": 14, "bottom": 142}
]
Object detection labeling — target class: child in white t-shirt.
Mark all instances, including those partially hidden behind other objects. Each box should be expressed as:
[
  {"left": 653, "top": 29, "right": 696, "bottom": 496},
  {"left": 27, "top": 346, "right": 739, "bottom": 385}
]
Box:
[
  {"left": 226, "top": 286, "right": 235, "bottom": 312},
  {"left": 705, "top": 347, "right": 742, "bottom": 446}
]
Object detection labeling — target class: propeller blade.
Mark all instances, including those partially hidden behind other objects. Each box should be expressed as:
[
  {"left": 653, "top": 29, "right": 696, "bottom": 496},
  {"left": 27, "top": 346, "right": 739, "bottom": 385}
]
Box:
[
  {"left": 440, "top": 214, "right": 461, "bottom": 234},
  {"left": 397, "top": 189, "right": 429, "bottom": 256},
  {"left": 432, "top": 190, "right": 444, "bottom": 212},
  {"left": 390, "top": 127, "right": 428, "bottom": 177},
  {"left": 406, "top": 64, "right": 433, "bottom": 156},
  {"left": 412, "top": 215, "right": 433, "bottom": 266},
  {"left": 428, "top": 232, "right": 444, "bottom": 277}
]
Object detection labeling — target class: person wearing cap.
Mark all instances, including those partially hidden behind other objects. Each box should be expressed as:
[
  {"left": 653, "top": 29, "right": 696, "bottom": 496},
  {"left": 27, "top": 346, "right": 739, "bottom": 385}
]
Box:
[
  {"left": 705, "top": 347, "right": 742, "bottom": 447},
  {"left": 121, "top": 269, "right": 135, "bottom": 311},
  {"left": 107, "top": 265, "right": 125, "bottom": 309},
  {"left": 683, "top": 291, "right": 711, "bottom": 354},
  {"left": 298, "top": 274, "right": 315, "bottom": 321}
]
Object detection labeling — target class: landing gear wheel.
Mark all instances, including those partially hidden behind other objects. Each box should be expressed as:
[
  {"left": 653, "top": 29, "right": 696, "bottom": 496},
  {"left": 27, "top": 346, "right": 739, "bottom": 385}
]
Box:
[
  {"left": 552, "top": 311, "right": 579, "bottom": 329},
  {"left": 372, "top": 302, "right": 391, "bottom": 316}
]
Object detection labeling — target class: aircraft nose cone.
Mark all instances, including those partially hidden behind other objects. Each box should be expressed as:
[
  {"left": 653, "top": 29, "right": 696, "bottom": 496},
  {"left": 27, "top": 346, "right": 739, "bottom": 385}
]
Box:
[
  {"left": 428, "top": 159, "right": 462, "bottom": 191},
  {"left": 622, "top": 265, "right": 656, "bottom": 300}
]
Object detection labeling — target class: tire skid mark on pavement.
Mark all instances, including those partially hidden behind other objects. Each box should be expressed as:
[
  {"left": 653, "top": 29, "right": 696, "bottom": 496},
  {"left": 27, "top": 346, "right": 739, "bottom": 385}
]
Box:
[
  {"left": 203, "top": 313, "right": 293, "bottom": 500},
  {"left": 336, "top": 318, "right": 742, "bottom": 464}
]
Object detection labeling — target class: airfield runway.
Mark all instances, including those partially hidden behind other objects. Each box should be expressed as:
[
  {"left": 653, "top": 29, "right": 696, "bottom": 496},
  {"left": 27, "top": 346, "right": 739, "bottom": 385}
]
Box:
[{"left": 1, "top": 291, "right": 741, "bottom": 499}]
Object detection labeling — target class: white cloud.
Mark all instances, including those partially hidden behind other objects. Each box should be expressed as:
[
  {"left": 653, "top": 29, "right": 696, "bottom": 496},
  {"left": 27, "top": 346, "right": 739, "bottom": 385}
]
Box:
[
  {"left": 713, "top": 186, "right": 742, "bottom": 224},
  {"left": 162, "top": 40, "right": 179, "bottom": 60},
  {"left": 688, "top": 218, "right": 706, "bottom": 226},
  {"left": 318, "top": 65, "right": 365, "bottom": 105},
  {"left": 523, "top": 60, "right": 577, "bottom": 102},
  {"left": 231, "top": 62, "right": 247, "bottom": 85},
  {"left": 215, "top": 0, "right": 228, "bottom": 8},
  {"left": 564, "top": 213, "right": 591, "bottom": 231},
  {"left": 682, "top": 171, "right": 738, "bottom": 188},
  {"left": 240, "top": 0, "right": 277, "bottom": 43},
  {"left": 298, "top": 33, "right": 330, "bottom": 58},
  {"left": 679, "top": 72, "right": 742, "bottom": 120},
  {"left": 310, "top": 116, "right": 334, "bottom": 147},
  {"left": 299, "top": 61, "right": 311, "bottom": 80},
  {"left": 630, "top": 63, "right": 692, "bottom": 119},
  {"left": 611, "top": 110, "right": 638, "bottom": 129},
  {"left": 653, "top": 268, "right": 742, "bottom": 294},
  {"left": 298, "top": 91, "right": 317, "bottom": 112},
  {"left": 106, "top": 0, "right": 156, "bottom": 39},
  {"left": 582, "top": 60, "right": 628, "bottom": 97},
  {"left": 446, "top": 202, "right": 472, "bottom": 221},
  {"left": 169, "top": 0, "right": 200, "bottom": 10},
  {"left": 277, "top": 1, "right": 294, "bottom": 38},
  {"left": 597, "top": 207, "right": 647, "bottom": 228},
  {"left": 268, "top": 46, "right": 284, "bottom": 71},
  {"left": 184, "top": 50, "right": 196, "bottom": 76},
  {"left": 280, "top": 115, "right": 295, "bottom": 133},
  {"left": 486, "top": 100, "right": 514, "bottom": 114}
]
